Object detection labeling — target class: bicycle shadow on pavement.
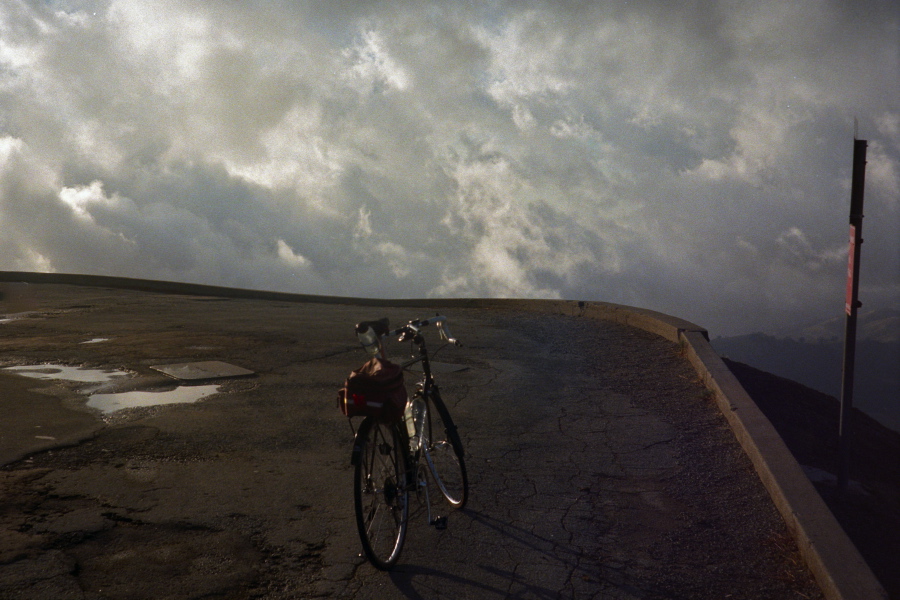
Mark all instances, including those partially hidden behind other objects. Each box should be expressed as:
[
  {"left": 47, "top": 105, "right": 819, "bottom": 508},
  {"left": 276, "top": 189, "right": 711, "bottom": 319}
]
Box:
[
  {"left": 383, "top": 510, "right": 603, "bottom": 600},
  {"left": 387, "top": 562, "right": 559, "bottom": 600}
]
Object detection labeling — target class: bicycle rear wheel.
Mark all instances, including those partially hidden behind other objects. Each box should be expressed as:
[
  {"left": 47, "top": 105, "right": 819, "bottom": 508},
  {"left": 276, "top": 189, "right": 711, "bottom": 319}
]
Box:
[
  {"left": 353, "top": 417, "right": 409, "bottom": 569},
  {"left": 423, "top": 391, "right": 468, "bottom": 508}
]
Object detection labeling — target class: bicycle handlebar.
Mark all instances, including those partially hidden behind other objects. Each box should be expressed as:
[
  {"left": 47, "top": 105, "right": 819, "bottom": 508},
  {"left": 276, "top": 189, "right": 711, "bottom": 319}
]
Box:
[{"left": 355, "top": 315, "right": 461, "bottom": 350}]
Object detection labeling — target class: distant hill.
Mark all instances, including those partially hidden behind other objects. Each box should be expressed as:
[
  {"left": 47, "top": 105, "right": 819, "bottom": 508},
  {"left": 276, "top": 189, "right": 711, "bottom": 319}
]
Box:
[
  {"left": 712, "top": 308, "right": 900, "bottom": 433},
  {"left": 787, "top": 307, "right": 900, "bottom": 343}
]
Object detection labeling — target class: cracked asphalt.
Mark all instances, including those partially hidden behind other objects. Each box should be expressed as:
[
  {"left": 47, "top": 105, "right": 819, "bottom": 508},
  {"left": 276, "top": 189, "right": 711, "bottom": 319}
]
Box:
[{"left": 0, "top": 283, "right": 824, "bottom": 599}]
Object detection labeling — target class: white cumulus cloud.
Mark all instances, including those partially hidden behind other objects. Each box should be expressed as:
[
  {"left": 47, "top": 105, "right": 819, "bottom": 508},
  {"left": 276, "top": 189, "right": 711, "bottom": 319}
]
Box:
[{"left": 0, "top": 0, "right": 897, "bottom": 335}]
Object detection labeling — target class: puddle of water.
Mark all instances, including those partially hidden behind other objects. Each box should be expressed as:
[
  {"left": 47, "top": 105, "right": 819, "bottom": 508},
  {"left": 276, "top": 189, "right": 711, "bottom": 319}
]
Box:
[
  {"left": 86, "top": 385, "right": 221, "bottom": 414},
  {"left": 2, "top": 309, "right": 50, "bottom": 322},
  {"left": 0, "top": 312, "right": 33, "bottom": 323},
  {"left": 3, "top": 364, "right": 130, "bottom": 383},
  {"left": 3, "top": 364, "right": 221, "bottom": 414}
]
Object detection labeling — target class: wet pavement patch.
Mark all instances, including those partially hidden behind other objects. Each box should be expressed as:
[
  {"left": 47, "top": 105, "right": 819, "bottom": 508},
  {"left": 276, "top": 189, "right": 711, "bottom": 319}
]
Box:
[
  {"left": 2, "top": 364, "right": 223, "bottom": 414},
  {"left": 0, "top": 311, "right": 34, "bottom": 323},
  {"left": 3, "top": 364, "right": 129, "bottom": 384},
  {"left": 86, "top": 385, "right": 222, "bottom": 414}
]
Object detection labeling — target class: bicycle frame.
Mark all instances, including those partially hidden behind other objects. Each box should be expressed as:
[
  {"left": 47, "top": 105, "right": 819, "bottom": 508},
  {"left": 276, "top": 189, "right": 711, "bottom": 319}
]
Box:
[{"left": 399, "top": 331, "right": 436, "bottom": 394}]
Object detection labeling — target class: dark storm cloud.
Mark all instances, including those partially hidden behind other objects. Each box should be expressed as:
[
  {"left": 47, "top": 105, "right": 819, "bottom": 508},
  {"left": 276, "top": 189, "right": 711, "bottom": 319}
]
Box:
[{"left": 1, "top": 0, "right": 897, "bottom": 335}]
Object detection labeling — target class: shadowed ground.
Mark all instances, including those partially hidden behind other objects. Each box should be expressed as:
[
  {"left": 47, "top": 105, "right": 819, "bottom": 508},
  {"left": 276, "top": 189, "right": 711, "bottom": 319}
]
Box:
[
  {"left": 0, "top": 283, "right": 826, "bottom": 599},
  {"left": 726, "top": 359, "right": 900, "bottom": 600}
]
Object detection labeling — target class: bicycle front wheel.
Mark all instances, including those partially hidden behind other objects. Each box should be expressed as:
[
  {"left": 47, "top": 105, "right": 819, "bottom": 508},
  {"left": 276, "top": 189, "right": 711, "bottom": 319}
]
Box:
[
  {"left": 423, "top": 392, "right": 468, "bottom": 508},
  {"left": 353, "top": 417, "right": 409, "bottom": 570}
]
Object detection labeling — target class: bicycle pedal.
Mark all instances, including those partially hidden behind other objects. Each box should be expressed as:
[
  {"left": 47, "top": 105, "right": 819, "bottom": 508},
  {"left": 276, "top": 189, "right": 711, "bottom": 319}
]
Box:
[{"left": 431, "top": 516, "right": 448, "bottom": 530}]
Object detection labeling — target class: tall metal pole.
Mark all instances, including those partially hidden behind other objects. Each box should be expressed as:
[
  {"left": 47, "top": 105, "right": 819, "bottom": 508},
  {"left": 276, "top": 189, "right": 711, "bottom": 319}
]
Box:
[{"left": 838, "top": 138, "right": 867, "bottom": 493}]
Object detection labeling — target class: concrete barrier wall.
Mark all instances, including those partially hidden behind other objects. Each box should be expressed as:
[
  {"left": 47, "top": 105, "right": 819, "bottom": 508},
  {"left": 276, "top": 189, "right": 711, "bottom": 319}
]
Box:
[
  {"left": 679, "top": 331, "right": 886, "bottom": 600},
  {"left": 0, "top": 271, "right": 886, "bottom": 599}
]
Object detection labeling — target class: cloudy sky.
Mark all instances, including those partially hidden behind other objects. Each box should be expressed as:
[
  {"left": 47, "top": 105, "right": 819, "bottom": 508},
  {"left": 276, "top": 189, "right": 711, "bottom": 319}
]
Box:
[{"left": 1, "top": 0, "right": 897, "bottom": 336}]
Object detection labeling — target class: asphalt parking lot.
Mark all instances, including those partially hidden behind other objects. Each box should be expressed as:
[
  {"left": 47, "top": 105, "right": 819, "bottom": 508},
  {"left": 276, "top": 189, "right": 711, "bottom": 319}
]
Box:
[{"left": 0, "top": 283, "right": 824, "bottom": 599}]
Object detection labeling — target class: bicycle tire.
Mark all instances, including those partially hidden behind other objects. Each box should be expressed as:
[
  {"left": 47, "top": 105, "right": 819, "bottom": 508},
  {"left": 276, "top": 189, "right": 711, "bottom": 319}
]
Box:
[
  {"left": 353, "top": 417, "right": 409, "bottom": 569},
  {"left": 423, "top": 390, "right": 468, "bottom": 509}
]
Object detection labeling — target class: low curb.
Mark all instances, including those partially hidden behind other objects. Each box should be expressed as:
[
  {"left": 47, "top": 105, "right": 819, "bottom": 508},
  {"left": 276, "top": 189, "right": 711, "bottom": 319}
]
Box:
[{"left": 0, "top": 272, "right": 886, "bottom": 599}]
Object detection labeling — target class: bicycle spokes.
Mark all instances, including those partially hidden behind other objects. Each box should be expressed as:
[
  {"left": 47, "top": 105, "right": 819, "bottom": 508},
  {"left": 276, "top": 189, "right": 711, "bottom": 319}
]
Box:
[
  {"left": 423, "top": 399, "right": 468, "bottom": 509},
  {"left": 354, "top": 419, "right": 408, "bottom": 569}
]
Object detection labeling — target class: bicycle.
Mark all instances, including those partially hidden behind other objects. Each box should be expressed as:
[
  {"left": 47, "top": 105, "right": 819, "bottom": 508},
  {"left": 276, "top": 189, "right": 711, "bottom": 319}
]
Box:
[{"left": 343, "top": 315, "right": 469, "bottom": 570}]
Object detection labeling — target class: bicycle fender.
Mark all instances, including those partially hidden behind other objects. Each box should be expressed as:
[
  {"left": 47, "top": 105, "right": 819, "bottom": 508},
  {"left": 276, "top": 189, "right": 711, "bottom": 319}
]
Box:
[{"left": 350, "top": 425, "right": 365, "bottom": 466}]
